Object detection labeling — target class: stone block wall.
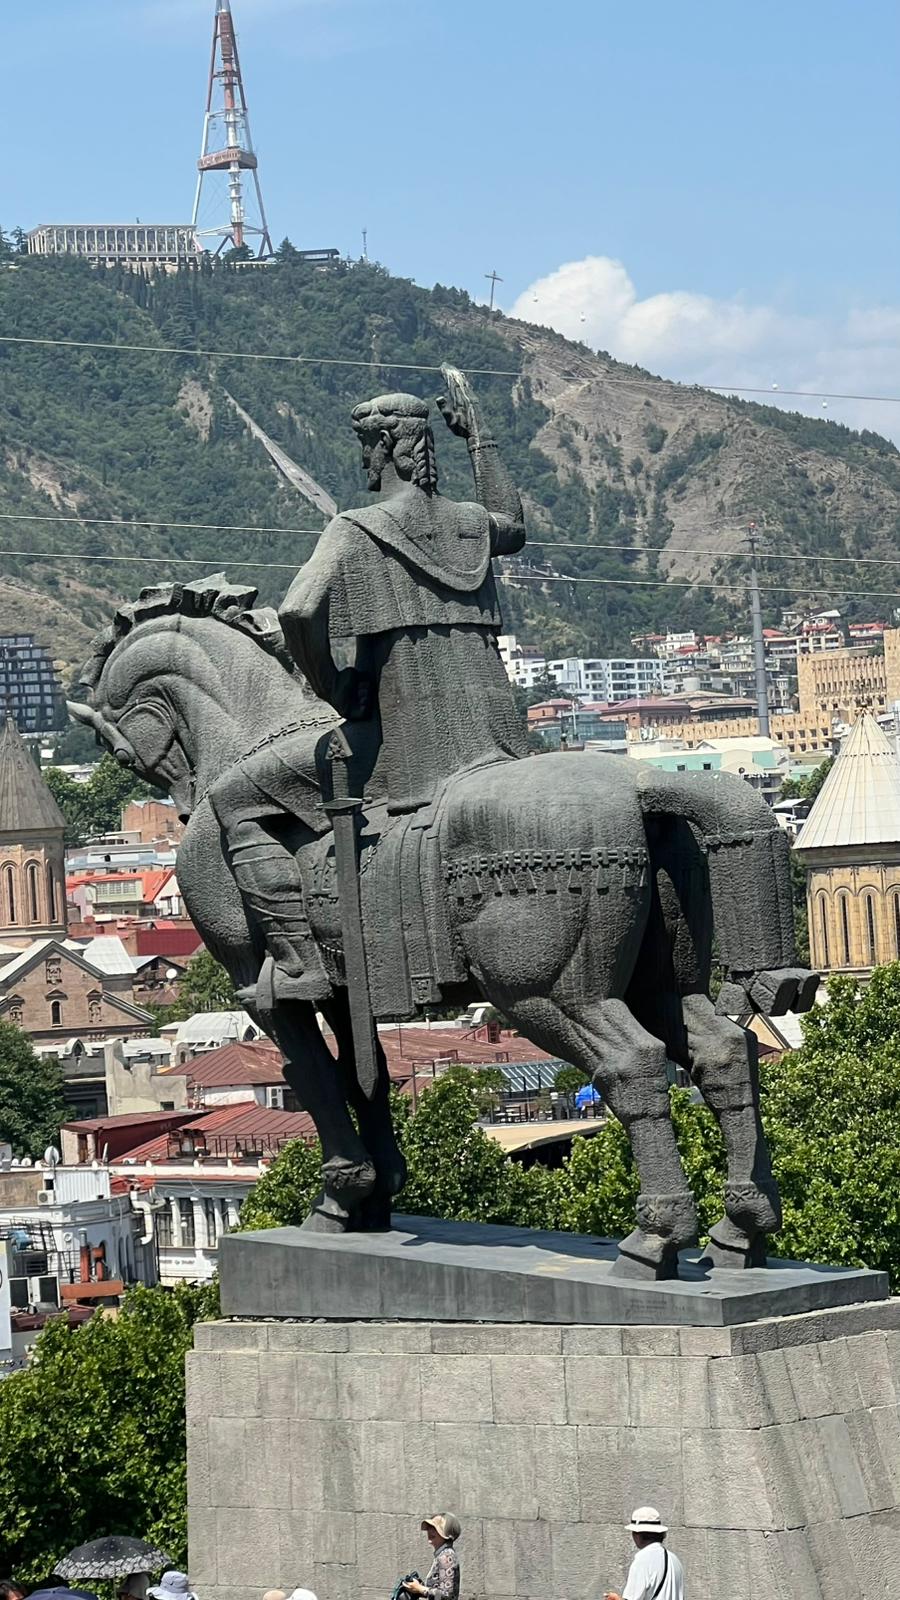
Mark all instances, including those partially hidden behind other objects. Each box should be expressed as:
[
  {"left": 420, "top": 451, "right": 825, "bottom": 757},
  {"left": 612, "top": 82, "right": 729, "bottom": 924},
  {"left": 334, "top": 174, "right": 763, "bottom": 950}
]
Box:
[{"left": 187, "top": 1302, "right": 900, "bottom": 1600}]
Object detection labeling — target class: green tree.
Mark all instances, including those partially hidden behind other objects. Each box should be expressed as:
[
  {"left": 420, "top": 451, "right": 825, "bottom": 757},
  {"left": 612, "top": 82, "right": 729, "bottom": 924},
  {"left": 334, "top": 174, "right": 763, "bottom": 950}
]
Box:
[
  {"left": 45, "top": 754, "right": 153, "bottom": 846},
  {"left": 156, "top": 948, "right": 238, "bottom": 1023},
  {"left": 243, "top": 1074, "right": 560, "bottom": 1234},
  {"left": 556, "top": 1090, "right": 726, "bottom": 1240},
  {"left": 779, "top": 757, "right": 833, "bottom": 803},
  {"left": 0, "top": 1021, "right": 65, "bottom": 1156},
  {"left": 443, "top": 1061, "right": 506, "bottom": 1115},
  {"left": 0, "top": 1280, "right": 218, "bottom": 1580},
  {"left": 238, "top": 1135, "right": 322, "bottom": 1230},
  {"left": 761, "top": 966, "right": 900, "bottom": 1280},
  {"left": 554, "top": 1064, "right": 589, "bottom": 1099}
]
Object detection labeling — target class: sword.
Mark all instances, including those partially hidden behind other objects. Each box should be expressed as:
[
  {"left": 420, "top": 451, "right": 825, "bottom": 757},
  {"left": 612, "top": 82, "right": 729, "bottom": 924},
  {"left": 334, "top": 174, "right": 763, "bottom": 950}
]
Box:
[{"left": 322, "top": 726, "right": 379, "bottom": 1100}]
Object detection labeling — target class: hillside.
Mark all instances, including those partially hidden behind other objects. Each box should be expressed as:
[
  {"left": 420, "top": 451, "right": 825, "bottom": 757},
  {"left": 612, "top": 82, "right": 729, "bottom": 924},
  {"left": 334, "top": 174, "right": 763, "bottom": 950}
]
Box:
[{"left": 1, "top": 249, "right": 900, "bottom": 678}]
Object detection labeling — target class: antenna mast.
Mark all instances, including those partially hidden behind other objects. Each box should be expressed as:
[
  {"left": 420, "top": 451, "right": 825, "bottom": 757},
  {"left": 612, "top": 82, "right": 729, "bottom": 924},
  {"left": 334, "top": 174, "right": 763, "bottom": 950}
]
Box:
[
  {"left": 192, "top": 0, "right": 274, "bottom": 258},
  {"left": 747, "top": 521, "right": 771, "bottom": 737}
]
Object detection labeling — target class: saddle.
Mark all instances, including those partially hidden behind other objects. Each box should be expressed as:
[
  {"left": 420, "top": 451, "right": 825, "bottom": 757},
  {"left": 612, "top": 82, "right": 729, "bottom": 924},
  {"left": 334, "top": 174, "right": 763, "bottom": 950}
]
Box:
[{"left": 300, "top": 780, "right": 467, "bottom": 1021}]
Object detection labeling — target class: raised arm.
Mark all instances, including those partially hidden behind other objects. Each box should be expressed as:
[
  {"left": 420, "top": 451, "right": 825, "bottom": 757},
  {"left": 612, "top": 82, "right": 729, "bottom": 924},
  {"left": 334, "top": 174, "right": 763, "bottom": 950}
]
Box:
[{"left": 437, "top": 363, "right": 525, "bottom": 554}]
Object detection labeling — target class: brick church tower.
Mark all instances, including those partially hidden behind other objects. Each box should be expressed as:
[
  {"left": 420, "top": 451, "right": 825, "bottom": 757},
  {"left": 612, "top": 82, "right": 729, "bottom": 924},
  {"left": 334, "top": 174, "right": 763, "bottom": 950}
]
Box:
[
  {"left": 796, "top": 710, "right": 900, "bottom": 977},
  {"left": 0, "top": 713, "right": 68, "bottom": 951}
]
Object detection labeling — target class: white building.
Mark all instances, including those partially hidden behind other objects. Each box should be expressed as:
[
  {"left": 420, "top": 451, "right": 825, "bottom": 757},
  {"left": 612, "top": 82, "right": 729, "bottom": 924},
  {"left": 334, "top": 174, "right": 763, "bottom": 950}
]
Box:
[
  {"left": 27, "top": 223, "right": 196, "bottom": 267},
  {"left": 167, "top": 1010, "right": 263, "bottom": 1065},
  {"left": 0, "top": 1157, "right": 157, "bottom": 1358},
  {"left": 503, "top": 645, "right": 664, "bottom": 703}
]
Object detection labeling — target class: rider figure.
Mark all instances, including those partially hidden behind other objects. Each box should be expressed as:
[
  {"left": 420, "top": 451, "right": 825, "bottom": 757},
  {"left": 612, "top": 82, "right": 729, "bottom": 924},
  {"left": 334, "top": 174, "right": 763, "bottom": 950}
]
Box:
[
  {"left": 279, "top": 380, "right": 527, "bottom": 815},
  {"left": 208, "top": 378, "right": 525, "bottom": 1007}
]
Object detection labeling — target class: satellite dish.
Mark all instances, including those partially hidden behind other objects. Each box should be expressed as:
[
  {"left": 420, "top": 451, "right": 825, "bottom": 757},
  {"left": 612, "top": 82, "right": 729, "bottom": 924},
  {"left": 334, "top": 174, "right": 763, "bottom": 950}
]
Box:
[{"left": 43, "top": 1146, "right": 61, "bottom": 1168}]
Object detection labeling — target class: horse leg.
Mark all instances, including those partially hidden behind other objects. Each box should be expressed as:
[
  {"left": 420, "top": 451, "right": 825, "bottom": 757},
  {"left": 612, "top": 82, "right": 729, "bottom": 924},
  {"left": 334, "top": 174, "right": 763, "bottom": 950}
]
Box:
[
  {"left": 681, "top": 993, "right": 781, "bottom": 1267},
  {"left": 502, "top": 993, "right": 698, "bottom": 1280},
  {"left": 321, "top": 991, "right": 407, "bottom": 1230},
  {"left": 264, "top": 1004, "right": 377, "bottom": 1232}
]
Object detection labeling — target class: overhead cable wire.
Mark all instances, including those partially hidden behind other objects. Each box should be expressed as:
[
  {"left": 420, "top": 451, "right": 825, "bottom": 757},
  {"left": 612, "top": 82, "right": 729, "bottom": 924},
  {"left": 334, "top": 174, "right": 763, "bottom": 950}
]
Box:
[
  {"left": 2, "top": 330, "right": 900, "bottom": 407},
  {"left": 2, "top": 507, "right": 900, "bottom": 569},
  {"left": 0, "top": 508, "right": 328, "bottom": 538},
  {"left": 11, "top": 545, "right": 900, "bottom": 600},
  {"left": 0, "top": 333, "right": 521, "bottom": 379},
  {"left": 502, "top": 573, "right": 900, "bottom": 599},
  {"left": 0, "top": 507, "right": 756, "bottom": 544}
]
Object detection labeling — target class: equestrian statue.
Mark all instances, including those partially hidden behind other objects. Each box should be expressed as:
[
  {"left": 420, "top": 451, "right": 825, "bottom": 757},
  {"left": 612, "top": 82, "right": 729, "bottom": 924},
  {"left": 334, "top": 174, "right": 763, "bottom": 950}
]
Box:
[{"left": 68, "top": 367, "right": 817, "bottom": 1280}]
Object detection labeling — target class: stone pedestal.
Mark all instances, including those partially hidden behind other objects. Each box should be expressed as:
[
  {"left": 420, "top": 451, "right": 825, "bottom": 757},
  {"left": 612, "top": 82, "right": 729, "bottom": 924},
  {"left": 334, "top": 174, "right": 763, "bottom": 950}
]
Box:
[{"left": 187, "top": 1221, "right": 900, "bottom": 1600}]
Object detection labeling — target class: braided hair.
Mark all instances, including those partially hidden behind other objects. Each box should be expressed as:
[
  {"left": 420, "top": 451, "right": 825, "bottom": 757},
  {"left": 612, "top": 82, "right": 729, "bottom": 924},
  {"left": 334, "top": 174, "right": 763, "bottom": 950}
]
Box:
[{"left": 351, "top": 393, "right": 438, "bottom": 493}]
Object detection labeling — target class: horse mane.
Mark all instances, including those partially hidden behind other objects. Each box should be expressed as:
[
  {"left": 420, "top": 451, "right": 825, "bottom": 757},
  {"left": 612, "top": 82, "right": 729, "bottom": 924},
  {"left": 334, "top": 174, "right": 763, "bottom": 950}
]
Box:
[{"left": 73, "top": 572, "right": 295, "bottom": 697}]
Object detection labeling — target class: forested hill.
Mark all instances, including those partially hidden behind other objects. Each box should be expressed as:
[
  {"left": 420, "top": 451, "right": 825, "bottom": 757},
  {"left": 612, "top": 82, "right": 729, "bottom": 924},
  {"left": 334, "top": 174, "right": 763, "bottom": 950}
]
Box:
[{"left": 2, "top": 247, "right": 900, "bottom": 677}]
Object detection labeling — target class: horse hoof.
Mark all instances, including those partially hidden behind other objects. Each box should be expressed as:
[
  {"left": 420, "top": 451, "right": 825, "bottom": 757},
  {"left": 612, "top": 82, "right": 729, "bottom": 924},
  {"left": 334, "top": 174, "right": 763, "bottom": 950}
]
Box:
[
  {"left": 301, "top": 1203, "right": 352, "bottom": 1234},
  {"left": 610, "top": 1231, "right": 681, "bottom": 1281},
  {"left": 700, "top": 1217, "right": 768, "bottom": 1270},
  {"left": 610, "top": 1192, "right": 698, "bottom": 1281},
  {"left": 793, "top": 971, "right": 820, "bottom": 1013}
]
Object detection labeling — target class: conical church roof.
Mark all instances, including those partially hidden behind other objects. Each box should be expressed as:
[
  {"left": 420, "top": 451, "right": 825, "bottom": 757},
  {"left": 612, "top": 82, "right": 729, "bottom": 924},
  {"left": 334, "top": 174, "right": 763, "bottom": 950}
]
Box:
[
  {"left": 0, "top": 714, "right": 66, "bottom": 834},
  {"left": 796, "top": 712, "right": 900, "bottom": 852}
]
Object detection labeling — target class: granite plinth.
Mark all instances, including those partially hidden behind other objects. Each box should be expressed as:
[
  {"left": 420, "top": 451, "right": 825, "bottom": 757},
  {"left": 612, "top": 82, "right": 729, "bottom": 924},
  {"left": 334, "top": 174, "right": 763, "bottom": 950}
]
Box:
[
  {"left": 218, "top": 1214, "right": 888, "bottom": 1327},
  {"left": 188, "top": 1303, "right": 900, "bottom": 1600}
]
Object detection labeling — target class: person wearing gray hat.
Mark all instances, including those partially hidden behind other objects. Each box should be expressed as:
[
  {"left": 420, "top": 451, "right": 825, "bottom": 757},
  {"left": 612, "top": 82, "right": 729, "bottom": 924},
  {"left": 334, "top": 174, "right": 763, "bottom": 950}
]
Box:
[{"left": 604, "top": 1507, "right": 683, "bottom": 1600}]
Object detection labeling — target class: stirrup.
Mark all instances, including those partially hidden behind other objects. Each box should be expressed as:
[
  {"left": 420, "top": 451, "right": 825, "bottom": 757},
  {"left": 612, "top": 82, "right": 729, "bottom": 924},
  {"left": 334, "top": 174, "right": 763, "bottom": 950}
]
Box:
[{"left": 239, "top": 956, "right": 331, "bottom": 1014}]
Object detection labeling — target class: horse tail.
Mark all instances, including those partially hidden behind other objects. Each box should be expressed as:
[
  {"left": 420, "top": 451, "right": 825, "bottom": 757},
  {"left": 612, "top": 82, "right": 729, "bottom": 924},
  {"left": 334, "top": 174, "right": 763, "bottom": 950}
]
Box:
[{"left": 633, "top": 768, "right": 812, "bottom": 1012}]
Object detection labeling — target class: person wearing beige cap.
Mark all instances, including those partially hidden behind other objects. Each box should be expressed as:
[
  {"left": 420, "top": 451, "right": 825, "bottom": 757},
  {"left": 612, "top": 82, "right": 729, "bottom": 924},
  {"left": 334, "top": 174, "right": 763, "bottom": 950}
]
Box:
[
  {"left": 604, "top": 1507, "right": 683, "bottom": 1600},
  {"left": 401, "top": 1516, "right": 461, "bottom": 1600}
]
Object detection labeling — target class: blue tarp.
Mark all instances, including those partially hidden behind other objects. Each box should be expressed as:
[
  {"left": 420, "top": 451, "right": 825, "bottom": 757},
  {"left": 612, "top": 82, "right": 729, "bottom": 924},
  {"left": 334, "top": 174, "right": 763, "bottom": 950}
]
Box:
[{"left": 574, "top": 1085, "right": 603, "bottom": 1107}]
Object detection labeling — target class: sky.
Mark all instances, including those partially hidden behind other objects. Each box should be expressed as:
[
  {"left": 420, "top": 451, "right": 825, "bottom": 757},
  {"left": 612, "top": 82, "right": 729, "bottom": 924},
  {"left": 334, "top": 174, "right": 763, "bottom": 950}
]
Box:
[{"left": 5, "top": 0, "right": 900, "bottom": 437}]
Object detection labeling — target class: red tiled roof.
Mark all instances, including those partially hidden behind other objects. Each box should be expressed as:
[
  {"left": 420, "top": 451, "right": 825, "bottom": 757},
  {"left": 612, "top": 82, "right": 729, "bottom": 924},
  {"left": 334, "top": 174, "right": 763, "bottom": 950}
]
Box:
[
  {"left": 117, "top": 1101, "right": 317, "bottom": 1161},
  {"left": 372, "top": 1025, "right": 557, "bottom": 1080},
  {"left": 142, "top": 868, "right": 175, "bottom": 901},
  {"left": 167, "top": 1040, "right": 283, "bottom": 1088},
  {"left": 63, "top": 1109, "right": 192, "bottom": 1134}
]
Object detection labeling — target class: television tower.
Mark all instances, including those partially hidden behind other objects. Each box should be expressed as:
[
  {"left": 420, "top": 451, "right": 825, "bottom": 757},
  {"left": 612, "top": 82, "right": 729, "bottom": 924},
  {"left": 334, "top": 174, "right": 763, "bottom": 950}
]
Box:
[{"left": 192, "top": 0, "right": 274, "bottom": 258}]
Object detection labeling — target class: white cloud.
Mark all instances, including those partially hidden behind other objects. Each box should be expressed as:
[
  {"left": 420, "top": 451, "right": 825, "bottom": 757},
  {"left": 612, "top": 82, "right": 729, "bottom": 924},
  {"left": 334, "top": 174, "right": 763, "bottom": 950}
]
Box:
[{"left": 508, "top": 256, "right": 900, "bottom": 444}]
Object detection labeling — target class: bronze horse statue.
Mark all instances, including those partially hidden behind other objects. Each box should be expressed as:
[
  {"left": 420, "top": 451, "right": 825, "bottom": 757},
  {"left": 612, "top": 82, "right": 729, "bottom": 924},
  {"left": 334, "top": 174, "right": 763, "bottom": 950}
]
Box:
[{"left": 69, "top": 576, "right": 815, "bottom": 1278}]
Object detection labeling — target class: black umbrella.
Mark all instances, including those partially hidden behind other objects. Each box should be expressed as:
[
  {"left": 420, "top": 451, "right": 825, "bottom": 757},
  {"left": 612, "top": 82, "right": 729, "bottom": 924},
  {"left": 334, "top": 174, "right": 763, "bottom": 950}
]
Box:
[{"left": 55, "top": 1538, "right": 171, "bottom": 1583}]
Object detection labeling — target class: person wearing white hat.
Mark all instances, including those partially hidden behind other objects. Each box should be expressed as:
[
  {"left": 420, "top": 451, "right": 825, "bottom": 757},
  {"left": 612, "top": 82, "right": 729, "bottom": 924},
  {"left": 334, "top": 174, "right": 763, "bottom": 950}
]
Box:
[{"left": 604, "top": 1508, "right": 683, "bottom": 1600}]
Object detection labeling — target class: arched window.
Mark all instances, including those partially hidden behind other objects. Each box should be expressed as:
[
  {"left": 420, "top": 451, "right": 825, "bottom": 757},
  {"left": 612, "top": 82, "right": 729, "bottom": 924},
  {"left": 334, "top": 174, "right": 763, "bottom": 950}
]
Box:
[
  {"left": 838, "top": 893, "right": 851, "bottom": 966},
  {"left": 25, "top": 861, "right": 40, "bottom": 923},
  {"left": 50, "top": 999, "right": 62, "bottom": 1027},
  {"left": 864, "top": 894, "right": 877, "bottom": 967},
  {"left": 2, "top": 864, "right": 16, "bottom": 924},
  {"left": 817, "top": 893, "right": 829, "bottom": 967},
  {"left": 47, "top": 862, "right": 58, "bottom": 923},
  {"left": 894, "top": 894, "right": 900, "bottom": 960}
]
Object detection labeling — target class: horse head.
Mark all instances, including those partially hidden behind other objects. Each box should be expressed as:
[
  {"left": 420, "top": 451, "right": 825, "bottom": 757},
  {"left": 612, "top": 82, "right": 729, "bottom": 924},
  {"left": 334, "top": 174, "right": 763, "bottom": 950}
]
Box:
[{"left": 68, "top": 573, "right": 326, "bottom": 818}]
